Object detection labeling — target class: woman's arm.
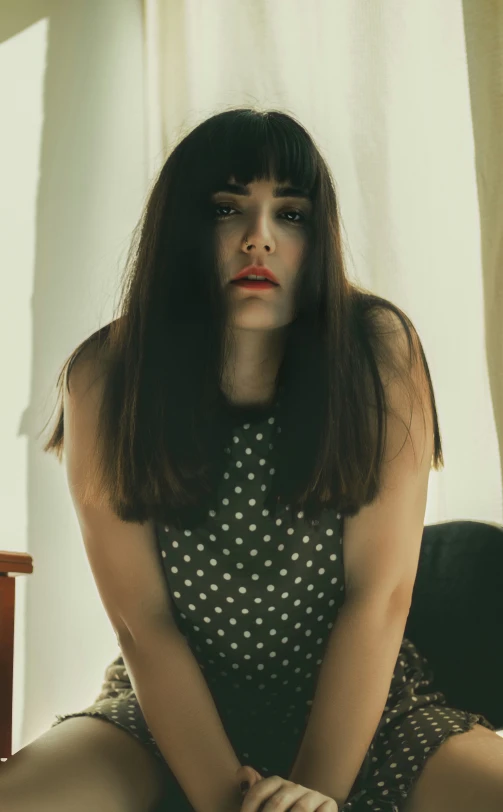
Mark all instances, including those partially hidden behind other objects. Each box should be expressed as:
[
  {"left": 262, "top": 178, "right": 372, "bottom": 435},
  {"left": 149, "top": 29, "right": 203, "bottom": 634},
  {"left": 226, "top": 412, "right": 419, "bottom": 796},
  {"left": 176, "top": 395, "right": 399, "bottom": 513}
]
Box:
[
  {"left": 289, "top": 593, "right": 411, "bottom": 807},
  {"left": 119, "top": 625, "right": 243, "bottom": 812},
  {"left": 290, "top": 315, "right": 435, "bottom": 806},
  {"left": 64, "top": 350, "right": 243, "bottom": 812}
]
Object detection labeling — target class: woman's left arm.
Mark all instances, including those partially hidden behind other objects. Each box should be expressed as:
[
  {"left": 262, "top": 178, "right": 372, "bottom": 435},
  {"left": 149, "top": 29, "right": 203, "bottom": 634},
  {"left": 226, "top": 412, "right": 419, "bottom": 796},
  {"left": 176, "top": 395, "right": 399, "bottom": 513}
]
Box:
[
  {"left": 290, "top": 314, "right": 436, "bottom": 807},
  {"left": 288, "top": 592, "right": 412, "bottom": 807}
]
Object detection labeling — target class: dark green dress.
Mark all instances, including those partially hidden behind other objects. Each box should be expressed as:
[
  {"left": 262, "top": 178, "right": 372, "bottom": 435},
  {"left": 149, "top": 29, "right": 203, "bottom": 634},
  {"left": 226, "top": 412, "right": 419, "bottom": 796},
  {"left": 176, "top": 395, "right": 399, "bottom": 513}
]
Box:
[{"left": 52, "top": 395, "right": 495, "bottom": 811}]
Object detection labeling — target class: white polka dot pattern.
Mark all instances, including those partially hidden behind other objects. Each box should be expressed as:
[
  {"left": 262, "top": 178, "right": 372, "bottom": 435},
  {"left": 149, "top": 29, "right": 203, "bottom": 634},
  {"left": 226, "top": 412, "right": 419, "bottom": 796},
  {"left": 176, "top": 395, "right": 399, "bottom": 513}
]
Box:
[
  {"left": 50, "top": 400, "right": 497, "bottom": 812},
  {"left": 157, "top": 409, "right": 346, "bottom": 744}
]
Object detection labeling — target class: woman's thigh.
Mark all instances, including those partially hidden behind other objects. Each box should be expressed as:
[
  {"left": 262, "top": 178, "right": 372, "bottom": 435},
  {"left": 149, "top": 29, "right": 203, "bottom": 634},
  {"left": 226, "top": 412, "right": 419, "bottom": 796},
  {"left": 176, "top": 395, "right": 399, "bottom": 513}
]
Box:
[{"left": 0, "top": 716, "right": 171, "bottom": 812}]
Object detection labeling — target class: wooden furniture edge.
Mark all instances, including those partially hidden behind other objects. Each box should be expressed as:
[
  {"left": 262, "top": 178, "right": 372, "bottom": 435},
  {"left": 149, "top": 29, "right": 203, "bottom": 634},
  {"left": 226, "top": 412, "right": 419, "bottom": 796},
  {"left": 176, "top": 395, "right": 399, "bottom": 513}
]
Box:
[
  {"left": 0, "top": 551, "right": 33, "bottom": 576},
  {"left": 0, "top": 550, "right": 33, "bottom": 760}
]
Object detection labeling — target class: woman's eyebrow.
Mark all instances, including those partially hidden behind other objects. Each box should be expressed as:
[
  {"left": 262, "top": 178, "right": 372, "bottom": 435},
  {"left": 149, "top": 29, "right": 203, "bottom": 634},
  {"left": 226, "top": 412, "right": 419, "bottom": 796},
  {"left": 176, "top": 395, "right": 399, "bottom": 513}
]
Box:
[{"left": 212, "top": 182, "right": 312, "bottom": 201}]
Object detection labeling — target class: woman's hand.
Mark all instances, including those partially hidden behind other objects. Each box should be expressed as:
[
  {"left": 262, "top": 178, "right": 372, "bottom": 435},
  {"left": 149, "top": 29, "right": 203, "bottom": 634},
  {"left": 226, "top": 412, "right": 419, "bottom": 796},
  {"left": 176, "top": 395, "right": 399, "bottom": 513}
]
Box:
[
  {"left": 235, "top": 766, "right": 338, "bottom": 812},
  {"left": 236, "top": 764, "right": 264, "bottom": 792}
]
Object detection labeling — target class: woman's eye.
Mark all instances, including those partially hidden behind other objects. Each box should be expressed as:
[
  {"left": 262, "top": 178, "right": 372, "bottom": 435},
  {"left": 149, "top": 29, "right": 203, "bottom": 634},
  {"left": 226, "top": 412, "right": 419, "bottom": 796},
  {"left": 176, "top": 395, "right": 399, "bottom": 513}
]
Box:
[
  {"left": 214, "top": 204, "right": 235, "bottom": 218},
  {"left": 283, "top": 210, "right": 306, "bottom": 224},
  {"left": 213, "top": 204, "right": 306, "bottom": 224}
]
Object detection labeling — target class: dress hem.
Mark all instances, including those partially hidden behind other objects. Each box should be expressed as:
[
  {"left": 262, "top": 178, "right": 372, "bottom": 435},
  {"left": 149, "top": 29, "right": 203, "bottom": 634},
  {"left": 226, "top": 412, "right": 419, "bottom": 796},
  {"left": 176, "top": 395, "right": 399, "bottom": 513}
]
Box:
[
  {"left": 51, "top": 711, "right": 167, "bottom": 765},
  {"left": 341, "top": 711, "right": 496, "bottom": 812}
]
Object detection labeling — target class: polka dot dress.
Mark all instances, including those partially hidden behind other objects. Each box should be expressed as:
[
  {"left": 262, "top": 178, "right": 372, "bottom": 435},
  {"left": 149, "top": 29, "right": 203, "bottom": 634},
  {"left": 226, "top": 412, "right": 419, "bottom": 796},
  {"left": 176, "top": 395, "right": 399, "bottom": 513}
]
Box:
[{"left": 51, "top": 395, "right": 496, "bottom": 812}]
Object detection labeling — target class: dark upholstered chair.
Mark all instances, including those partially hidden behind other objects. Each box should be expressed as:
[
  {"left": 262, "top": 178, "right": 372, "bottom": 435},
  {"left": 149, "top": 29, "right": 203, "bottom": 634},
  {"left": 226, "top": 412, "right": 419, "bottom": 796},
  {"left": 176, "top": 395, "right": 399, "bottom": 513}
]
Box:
[
  {"left": 1, "top": 520, "right": 502, "bottom": 764},
  {"left": 404, "top": 519, "right": 503, "bottom": 732}
]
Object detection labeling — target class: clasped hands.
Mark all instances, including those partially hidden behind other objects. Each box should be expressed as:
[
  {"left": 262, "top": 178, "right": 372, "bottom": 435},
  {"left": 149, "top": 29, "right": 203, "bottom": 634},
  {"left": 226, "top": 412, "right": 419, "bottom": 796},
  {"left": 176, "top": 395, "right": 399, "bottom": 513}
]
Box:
[{"left": 235, "top": 765, "right": 339, "bottom": 812}]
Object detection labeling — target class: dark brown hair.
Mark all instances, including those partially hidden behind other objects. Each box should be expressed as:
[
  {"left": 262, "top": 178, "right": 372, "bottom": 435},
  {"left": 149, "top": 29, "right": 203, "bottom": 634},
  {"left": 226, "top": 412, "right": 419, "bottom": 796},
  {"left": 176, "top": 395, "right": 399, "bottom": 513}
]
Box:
[{"left": 41, "top": 107, "right": 443, "bottom": 530}]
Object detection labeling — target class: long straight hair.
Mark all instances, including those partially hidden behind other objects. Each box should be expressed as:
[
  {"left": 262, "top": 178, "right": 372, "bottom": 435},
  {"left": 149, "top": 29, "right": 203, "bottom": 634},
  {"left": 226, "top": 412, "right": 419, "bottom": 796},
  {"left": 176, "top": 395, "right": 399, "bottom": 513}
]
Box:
[{"left": 42, "top": 108, "right": 444, "bottom": 530}]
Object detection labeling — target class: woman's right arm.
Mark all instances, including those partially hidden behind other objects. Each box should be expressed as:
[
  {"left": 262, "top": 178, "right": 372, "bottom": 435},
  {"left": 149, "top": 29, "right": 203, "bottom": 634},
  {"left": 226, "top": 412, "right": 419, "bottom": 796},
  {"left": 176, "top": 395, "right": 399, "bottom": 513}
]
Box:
[{"left": 63, "top": 348, "right": 244, "bottom": 812}]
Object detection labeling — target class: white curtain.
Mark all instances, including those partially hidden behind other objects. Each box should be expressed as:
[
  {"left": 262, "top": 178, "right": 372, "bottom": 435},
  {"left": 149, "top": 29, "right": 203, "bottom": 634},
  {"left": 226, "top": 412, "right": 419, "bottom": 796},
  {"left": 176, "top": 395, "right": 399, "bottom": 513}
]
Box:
[
  {"left": 2, "top": 0, "right": 148, "bottom": 751},
  {"left": 142, "top": 0, "right": 503, "bottom": 527}
]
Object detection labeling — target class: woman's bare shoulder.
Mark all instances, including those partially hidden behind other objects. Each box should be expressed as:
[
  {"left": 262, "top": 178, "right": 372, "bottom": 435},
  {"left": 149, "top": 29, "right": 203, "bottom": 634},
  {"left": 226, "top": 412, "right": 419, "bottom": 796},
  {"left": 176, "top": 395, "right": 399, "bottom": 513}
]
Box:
[{"left": 66, "top": 324, "right": 117, "bottom": 397}]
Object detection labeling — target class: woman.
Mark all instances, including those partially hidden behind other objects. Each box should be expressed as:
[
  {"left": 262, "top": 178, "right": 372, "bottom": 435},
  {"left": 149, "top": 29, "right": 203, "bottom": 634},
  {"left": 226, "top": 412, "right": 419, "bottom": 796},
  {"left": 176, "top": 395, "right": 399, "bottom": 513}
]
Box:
[{"left": 1, "top": 108, "right": 499, "bottom": 812}]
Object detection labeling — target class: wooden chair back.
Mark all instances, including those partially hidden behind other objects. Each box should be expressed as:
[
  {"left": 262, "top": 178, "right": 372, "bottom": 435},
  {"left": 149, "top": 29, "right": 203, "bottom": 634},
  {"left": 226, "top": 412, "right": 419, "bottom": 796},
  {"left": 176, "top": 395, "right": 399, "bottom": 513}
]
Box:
[{"left": 0, "top": 551, "right": 33, "bottom": 761}]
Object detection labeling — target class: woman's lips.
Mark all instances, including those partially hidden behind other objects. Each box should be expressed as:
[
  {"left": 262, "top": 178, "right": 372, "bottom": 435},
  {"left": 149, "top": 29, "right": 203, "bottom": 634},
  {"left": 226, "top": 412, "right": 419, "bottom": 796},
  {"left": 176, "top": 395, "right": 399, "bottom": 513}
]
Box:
[{"left": 230, "top": 280, "right": 278, "bottom": 290}]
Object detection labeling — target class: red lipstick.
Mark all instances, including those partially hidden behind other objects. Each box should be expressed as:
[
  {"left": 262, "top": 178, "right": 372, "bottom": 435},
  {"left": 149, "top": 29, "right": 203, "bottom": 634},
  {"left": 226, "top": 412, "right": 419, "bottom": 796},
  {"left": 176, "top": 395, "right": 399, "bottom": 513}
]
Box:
[{"left": 230, "top": 265, "right": 280, "bottom": 286}]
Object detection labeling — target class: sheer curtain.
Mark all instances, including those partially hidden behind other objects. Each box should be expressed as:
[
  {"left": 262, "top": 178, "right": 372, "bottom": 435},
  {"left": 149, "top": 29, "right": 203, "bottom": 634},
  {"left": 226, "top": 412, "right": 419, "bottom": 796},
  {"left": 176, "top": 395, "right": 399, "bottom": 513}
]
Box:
[{"left": 142, "top": 0, "right": 503, "bottom": 526}]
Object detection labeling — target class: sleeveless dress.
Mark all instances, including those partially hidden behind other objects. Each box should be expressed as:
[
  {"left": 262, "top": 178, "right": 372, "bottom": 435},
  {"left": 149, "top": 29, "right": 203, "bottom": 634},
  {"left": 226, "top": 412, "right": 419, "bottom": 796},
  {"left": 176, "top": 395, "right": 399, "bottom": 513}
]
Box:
[{"left": 51, "top": 392, "right": 496, "bottom": 812}]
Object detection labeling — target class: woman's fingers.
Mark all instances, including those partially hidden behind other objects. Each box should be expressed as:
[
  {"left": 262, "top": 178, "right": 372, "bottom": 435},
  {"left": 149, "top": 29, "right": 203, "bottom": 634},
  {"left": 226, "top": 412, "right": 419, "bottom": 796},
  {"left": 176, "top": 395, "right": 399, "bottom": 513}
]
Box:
[{"left": 236, "top": 764, "right": 264, "bottom": 793}]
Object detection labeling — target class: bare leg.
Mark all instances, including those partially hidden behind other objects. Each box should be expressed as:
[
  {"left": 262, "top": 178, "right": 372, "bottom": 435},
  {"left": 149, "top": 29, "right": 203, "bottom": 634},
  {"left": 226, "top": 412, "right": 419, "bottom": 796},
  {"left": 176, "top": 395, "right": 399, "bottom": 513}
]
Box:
[
  {"left": 404, "top": 724, "right": 503, "bottom": 812},
  {"left": 0, "top": 716, "right": 170, "bottom": 812}
]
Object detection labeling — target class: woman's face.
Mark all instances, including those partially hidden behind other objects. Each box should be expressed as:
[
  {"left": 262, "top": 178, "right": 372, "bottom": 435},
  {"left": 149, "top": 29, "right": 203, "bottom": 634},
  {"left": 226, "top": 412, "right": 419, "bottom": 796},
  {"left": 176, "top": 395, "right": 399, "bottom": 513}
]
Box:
[{"left": 211, "top": 176, "right": 312, "bottom": 332}]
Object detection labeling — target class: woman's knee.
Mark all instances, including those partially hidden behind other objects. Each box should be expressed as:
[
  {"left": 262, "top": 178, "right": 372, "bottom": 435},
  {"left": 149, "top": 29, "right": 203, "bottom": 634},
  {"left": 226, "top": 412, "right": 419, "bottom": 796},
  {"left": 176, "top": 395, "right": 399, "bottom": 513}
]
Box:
[{"left": 0, "top": 715, "right": 168, "bottom": 812}]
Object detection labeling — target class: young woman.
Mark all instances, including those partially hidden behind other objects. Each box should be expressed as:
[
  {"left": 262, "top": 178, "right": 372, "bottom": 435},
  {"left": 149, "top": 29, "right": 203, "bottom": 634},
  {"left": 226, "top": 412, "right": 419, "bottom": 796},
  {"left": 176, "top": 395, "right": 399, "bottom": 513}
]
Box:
[{"left": 2, "top": 109, "right": 500, "bottom": 812}]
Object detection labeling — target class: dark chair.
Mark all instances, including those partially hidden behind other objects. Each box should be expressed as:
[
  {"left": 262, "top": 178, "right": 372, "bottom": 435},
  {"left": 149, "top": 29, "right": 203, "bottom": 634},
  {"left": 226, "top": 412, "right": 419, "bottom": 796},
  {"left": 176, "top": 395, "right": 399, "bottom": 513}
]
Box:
[{"left": 405, "top": 519, "right": 503, "bottom": 731}]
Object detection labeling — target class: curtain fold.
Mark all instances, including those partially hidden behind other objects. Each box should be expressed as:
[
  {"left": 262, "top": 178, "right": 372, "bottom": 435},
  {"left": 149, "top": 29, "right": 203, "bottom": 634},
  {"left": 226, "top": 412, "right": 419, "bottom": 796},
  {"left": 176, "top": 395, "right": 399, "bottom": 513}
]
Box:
[{"left": 462, "top": 0, "right": 503, "bottom": 516}]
